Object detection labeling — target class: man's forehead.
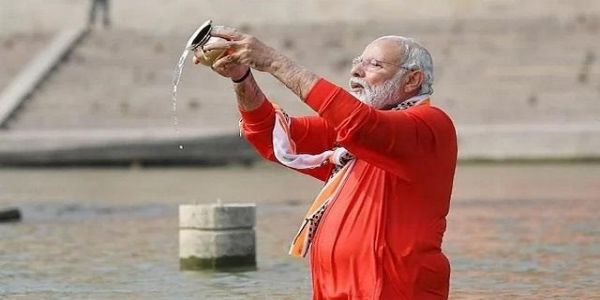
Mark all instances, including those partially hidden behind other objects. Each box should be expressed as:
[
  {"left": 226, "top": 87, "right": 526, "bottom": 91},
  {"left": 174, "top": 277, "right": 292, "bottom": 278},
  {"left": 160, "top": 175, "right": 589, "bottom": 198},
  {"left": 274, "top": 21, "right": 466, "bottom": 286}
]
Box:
[{"left": 362, "top": 38, "right": 404, "bottom": 62}]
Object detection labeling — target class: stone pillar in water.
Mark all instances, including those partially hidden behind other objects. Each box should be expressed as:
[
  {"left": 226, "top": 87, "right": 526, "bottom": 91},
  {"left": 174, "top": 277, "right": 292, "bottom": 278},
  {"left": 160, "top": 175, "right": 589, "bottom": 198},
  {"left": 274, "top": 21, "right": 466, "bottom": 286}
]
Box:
[{"left": 179, "top": 203, "right": 256, "bottom": 270}]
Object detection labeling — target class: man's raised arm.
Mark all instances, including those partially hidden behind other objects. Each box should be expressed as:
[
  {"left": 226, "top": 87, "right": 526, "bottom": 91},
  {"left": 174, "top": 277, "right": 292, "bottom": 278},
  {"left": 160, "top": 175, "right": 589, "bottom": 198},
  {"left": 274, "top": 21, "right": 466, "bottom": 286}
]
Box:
[
  {"left": 193, "top": 49, "right": 265, "bottom": 112},
  {"left": 232, "top": 73, "right": 266, "bottom": 112},
  {"left": 204, "top": 27, "right": 319, "bottom": 101}
]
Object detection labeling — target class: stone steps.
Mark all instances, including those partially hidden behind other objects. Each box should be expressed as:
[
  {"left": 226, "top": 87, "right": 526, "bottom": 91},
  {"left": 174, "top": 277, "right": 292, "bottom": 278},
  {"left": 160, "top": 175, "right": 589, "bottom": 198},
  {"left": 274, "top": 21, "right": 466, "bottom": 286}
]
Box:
[
  {"left": 9, "top": 18, "right": 599, "bottom": 130},
  {"left": 1, "top": 3, "right": 599, "bottom": 163}
]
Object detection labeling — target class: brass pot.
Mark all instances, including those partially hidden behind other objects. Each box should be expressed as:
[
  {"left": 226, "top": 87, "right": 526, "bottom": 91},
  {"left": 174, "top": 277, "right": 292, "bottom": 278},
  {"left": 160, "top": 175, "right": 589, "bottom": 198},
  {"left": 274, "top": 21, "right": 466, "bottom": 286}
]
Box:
[
  {"left": 185, "top": 20, "right": 228, "bottom": 66},
  {"left": 195, "top": 36, "right": 228, "bottom": 66}
]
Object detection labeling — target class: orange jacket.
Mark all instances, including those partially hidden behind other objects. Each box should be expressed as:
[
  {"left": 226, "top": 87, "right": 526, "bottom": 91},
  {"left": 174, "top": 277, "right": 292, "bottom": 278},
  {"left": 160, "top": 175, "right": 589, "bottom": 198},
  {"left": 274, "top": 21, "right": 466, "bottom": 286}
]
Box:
[{"left": 240, "top": 79, "right": 457, "bottom": 299}]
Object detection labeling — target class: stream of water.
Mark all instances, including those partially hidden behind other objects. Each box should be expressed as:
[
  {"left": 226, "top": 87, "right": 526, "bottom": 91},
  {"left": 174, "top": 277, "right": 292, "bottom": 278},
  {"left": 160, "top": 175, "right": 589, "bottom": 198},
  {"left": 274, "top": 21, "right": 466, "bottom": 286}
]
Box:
[{"left": 171, "top": 49, "right": 191, "bottom": 150}]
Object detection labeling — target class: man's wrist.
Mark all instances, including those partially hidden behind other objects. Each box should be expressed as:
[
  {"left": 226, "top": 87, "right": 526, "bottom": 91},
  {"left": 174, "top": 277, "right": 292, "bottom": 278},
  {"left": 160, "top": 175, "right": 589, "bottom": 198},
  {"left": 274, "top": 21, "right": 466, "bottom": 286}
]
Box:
[{"left": 232, "top": 68, "right": 252, "bottom": 83}]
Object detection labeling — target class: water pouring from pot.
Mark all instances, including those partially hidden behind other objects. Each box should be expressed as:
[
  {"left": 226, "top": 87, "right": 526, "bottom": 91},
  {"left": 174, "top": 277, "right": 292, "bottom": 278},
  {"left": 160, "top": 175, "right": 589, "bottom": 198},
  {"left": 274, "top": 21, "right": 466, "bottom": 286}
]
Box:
[{"left": 171, "top": 20, "right": 230, "bottom": 150}]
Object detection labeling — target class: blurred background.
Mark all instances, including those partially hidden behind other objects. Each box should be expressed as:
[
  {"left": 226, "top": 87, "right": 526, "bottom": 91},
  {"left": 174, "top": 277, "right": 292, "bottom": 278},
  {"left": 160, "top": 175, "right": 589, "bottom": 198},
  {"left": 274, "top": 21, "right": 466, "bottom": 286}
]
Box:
[{"left": 0, "top": 0, "right": 599, "bottom": 299}]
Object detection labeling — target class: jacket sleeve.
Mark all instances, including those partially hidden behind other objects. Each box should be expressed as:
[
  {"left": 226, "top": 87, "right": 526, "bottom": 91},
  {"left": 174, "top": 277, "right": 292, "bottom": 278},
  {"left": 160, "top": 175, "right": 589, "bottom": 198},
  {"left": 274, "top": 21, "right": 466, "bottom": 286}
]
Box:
[
  {"left": 305, "top": 79, "right": 456, "bottom": 179},
  {"left": 240, "top": 99, "right": 336, "bottom": 182}
]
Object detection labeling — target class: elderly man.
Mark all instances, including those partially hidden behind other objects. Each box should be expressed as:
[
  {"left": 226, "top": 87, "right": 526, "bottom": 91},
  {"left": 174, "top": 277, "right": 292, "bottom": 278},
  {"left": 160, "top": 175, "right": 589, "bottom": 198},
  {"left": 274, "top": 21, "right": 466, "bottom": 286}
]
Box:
[{"left": 194, "top": 28, "right": 457, "bottom": 299}]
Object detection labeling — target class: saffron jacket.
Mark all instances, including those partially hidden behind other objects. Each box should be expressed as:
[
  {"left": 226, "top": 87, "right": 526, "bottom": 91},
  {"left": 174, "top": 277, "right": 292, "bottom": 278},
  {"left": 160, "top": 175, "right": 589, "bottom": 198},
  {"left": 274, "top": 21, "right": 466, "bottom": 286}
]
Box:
[{"left": 240, "top": 79, "right": 457, "bottom": 300}]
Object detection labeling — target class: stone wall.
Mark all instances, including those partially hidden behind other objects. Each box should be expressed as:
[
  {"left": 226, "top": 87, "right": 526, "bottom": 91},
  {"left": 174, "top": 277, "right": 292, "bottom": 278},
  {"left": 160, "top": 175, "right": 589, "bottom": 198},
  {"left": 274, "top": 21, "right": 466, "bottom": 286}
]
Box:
[
  {"left": 1, "top": 1, "right": 599, "bottom": 161},
  {"left": 2, "top": 0, "right": 600, "bottom": 34}
]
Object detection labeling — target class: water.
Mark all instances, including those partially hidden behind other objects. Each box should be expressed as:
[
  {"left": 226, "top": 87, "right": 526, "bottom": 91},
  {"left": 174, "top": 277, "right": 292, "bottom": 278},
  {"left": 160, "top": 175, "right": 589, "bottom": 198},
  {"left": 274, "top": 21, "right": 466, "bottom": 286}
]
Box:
[
  {"left": 0, "top": 202, "right": 311, "bottom": 299},
  {"left": 0, "top": 164, "right": 599, "bottom": 299},
  {"left": 171, "top": 49, "right": 191, "bottom": 151}
]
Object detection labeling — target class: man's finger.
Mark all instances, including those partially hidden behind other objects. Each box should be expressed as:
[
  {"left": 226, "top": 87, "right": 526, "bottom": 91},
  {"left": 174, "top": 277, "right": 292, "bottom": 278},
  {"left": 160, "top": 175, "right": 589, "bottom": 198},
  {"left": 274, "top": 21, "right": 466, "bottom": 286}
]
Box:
[
  {"left": 202, "top": 40, "right": 237, "bottom": 52},
  {"left": 212, "top": 54, "right": 240, "bottom": 69},
  {"left": 211, "top": 26, "right": 244, "bottom": 41}
]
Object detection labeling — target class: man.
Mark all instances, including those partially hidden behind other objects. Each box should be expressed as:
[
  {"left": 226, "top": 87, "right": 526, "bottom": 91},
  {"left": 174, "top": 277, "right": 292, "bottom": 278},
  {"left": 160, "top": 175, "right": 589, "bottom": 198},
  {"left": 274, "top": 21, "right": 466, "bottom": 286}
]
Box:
[
  {"left": 88, "top": 0, "right": 110, "bottom": 28},
  {"left": 194, "top": 28, "right": 457, "bottom": 299}
]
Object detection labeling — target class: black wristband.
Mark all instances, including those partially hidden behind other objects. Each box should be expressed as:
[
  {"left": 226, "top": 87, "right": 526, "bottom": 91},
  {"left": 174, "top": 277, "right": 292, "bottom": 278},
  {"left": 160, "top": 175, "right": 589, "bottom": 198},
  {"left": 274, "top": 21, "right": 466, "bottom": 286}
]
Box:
[{"left": 232, "top": 68, "right": 251, "bottom": 83}]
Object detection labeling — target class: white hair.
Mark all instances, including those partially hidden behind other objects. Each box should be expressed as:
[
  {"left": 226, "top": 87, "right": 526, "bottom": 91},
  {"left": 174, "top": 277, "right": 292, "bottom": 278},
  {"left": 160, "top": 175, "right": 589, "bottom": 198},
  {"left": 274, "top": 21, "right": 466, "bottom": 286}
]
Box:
[{"left": 378, "top": 36, "right": 434, "bottom": 95}]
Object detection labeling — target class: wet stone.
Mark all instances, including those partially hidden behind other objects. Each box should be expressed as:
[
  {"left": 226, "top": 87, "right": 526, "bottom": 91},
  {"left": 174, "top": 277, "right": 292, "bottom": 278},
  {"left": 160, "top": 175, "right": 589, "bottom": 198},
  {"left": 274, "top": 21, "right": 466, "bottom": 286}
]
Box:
[
  {"left": 179, "top": 204, "right": 256, "bottom": 271},
  {"left": 180, "top": 254, "right": 257, "bottom": 271}
]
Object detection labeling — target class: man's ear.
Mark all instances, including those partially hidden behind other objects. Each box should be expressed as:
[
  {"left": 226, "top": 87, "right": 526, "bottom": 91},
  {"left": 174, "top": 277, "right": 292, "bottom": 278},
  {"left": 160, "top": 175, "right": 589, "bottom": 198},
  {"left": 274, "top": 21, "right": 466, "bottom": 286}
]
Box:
[{"left": 403, "top": 70, "right": 424, "bottom": 94}]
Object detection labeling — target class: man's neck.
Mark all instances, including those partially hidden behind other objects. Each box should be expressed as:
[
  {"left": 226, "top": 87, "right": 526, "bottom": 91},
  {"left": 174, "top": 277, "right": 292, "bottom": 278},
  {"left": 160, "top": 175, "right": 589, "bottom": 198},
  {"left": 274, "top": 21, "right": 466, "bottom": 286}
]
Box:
[{"left": 383, "top": 93, "right": 430, "bottom": 110}]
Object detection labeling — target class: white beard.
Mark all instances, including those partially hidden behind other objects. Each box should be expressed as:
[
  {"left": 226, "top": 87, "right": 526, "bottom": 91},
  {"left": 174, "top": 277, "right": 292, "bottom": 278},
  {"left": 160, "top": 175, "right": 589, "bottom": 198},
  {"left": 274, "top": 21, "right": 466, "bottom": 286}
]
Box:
[{"left": 349, "top": 71, "right": 405, "bottom": 109}]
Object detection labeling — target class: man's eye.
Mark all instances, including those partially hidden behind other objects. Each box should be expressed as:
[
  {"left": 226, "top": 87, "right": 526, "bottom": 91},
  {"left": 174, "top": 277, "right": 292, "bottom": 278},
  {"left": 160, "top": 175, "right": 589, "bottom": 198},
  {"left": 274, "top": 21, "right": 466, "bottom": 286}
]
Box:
[{"left": 370, "top": 60, "right": 383, "bottom": 68}]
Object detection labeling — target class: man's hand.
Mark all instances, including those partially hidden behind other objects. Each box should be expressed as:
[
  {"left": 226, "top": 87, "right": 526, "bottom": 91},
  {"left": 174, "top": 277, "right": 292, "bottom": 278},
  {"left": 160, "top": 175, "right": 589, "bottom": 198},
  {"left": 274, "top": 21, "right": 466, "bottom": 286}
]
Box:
[
  {"left": 203, "top": 27, "right": 279, "bottom": 73},
  {"left": 192, "top": 48, "right": 248, "bottom": 81},
  {"left": 203, "top": 26, "right": 319, "bottom": 100}
]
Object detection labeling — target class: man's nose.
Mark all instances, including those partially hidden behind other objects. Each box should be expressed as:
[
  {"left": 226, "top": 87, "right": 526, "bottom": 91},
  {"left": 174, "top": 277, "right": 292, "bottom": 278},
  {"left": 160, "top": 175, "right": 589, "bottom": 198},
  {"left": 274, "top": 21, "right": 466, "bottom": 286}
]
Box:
[{"left": 351, "top": 63, "right": 365, "bottom": 78}]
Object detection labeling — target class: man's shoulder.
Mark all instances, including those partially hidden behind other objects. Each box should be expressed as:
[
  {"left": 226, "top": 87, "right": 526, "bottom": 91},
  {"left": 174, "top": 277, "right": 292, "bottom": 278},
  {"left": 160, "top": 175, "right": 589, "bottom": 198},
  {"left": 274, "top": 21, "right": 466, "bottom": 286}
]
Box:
[
  {"left": 408, "top": 104, "right": 457, "bottom": 138},
  {"left": 410, "top": 104, "right": 454, "bottom": 125}
]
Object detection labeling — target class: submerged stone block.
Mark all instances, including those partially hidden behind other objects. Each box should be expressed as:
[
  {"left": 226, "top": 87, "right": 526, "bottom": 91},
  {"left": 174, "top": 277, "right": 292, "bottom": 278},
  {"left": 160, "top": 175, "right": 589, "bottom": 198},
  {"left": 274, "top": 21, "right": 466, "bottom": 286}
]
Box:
[
  {"left": 179, "top": 204, "right": 256, "bottom": 270},
  {"left": 179, "top": 254, "right": 256, "bottom": 270}
]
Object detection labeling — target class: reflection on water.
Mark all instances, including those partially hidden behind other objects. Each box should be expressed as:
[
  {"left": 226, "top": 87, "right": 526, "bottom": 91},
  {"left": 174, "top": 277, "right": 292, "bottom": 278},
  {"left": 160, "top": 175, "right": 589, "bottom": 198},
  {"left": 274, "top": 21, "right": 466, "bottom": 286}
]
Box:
[{"left": 0, "top": 164, "right": 599, "bottom": 299}]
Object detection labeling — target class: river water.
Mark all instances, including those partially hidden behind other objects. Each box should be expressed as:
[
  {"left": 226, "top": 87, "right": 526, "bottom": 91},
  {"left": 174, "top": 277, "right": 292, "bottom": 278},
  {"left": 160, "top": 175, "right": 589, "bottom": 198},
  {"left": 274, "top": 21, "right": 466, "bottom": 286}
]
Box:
[{"left": 0, "top": 163, "right": 599, "bottom": 299}]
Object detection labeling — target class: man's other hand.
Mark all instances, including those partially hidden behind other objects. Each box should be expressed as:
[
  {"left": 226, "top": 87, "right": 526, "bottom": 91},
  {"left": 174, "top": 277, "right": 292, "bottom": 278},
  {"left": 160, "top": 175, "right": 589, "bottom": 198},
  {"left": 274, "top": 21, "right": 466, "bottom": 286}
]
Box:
[
  {"left": 193, "top": 48, "right": 249, "bottom": 81},
  {"left": 203, "top": 26, "right": 279, "bottom": 73}
]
